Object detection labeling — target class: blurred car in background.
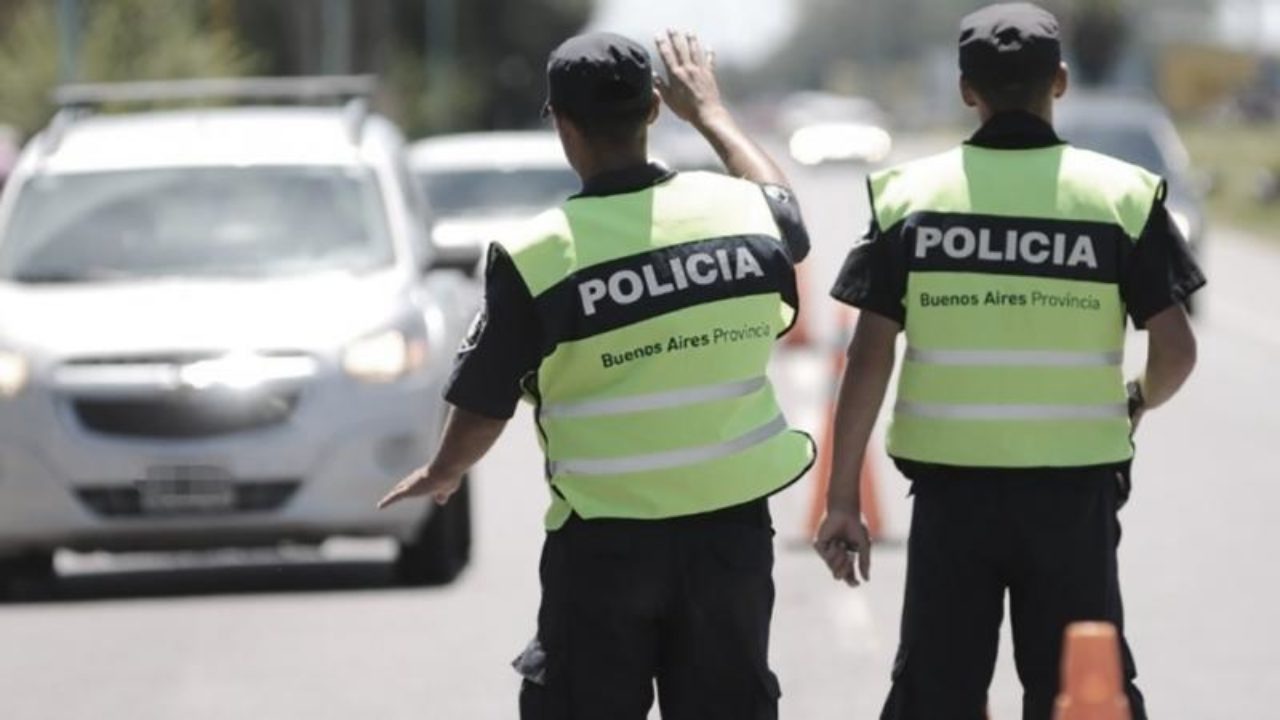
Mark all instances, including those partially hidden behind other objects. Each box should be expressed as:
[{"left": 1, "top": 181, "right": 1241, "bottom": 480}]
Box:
[
  {"left": 0, "top": 77, "right": 479, "bottom": 590},
  {"left": 1057, "top": 93, "right": 1207, "bottom": 255},
  {"left": 777, "top": 91, "right": 894, "bottom": 167},
  {"left": 649, "top": 113, "right": 725, "bottom": 174},
  {"left": 409, "top": 125, "right": 731, "bottom": 273},
  {"left": 409, "top": 131, "right": 579, "bottom": 273}
]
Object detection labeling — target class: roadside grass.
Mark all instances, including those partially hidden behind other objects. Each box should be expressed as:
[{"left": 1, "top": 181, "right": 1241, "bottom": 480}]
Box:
[{"left": 1179, "top": 123, "right": 1280, "bottom": 240}]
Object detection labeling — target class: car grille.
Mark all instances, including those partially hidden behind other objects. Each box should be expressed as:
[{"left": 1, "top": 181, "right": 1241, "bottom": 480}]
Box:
[
  {"left": 76, "top": 481, "right": 301, "bottom": 518},
  {"left": 72, "top": 392, "right": 301, "bottom": 439}
]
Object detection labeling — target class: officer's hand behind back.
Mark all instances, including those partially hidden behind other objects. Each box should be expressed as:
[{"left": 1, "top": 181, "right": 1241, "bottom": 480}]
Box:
[
  {"left": 654, "top": 29, "right": 725, "bottom": 127},
  {"left": 813, "top": 509, "right": 872, "bottom": 588}
]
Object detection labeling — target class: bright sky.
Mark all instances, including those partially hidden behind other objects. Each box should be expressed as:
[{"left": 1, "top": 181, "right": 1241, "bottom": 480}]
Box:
[
  {"left": 591, "top": 1, "right": 1280, "bottom": 62},
  {"left": 1219, "top": 0, "right": 1280, "bottom": 49},
  {"left": 588, "top": 0, "right": 799, "bottom": 67}
]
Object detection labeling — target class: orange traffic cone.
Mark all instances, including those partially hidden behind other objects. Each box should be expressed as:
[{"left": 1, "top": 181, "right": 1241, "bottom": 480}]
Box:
[
  {"left": 804, "top": 309, "right": 883, "bottom": 541},
  {"left": 1054, "top": 622, "right": 1131, "bottom": 720}
]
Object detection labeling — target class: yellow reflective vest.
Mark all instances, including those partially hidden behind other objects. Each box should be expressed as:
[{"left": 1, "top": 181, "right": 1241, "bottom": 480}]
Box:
[{"left": 499, "top": 171, "right": 815, "bottom": 529}]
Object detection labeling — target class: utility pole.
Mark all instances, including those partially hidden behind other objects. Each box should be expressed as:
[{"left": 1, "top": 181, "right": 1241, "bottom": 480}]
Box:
[
  {"left": 57, "top": 0, "right": 81, "bottom": 85},
  {"left": 425, "top": 0, "right": 457, "bottom": 126},
  {"left": 321, "top": 0, "right": 353, "bottom": 75}
]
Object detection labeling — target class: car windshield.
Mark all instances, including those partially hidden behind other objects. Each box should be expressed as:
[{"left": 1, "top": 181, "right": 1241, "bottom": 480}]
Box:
[
  {"left": 0, "top": 166, "right": 394, "bottom": 283},
  {"left": 1058, "top": 122, "right": 1170, "bottom": 176},
  {"left": 420, "top": 167, "right": 580, "bottom": 218}
]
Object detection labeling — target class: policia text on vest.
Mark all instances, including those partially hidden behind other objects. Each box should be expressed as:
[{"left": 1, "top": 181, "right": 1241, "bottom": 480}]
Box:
[
  {"left": 911, "top": 214, "right": 1115, "bottom": 312},
  {"left": 600, "top": 321, "right": 773, "bottom": 370},
  {"left": 578, "top": 243, "right": 767, "bottom": 315},
  {"left": 573, "top": 240, "right": 778, "bottom": 368}
]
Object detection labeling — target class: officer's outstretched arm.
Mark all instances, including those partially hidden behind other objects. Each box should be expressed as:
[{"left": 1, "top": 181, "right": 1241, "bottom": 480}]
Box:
[
  {"left": 1135, "top": 304, "right": 1198, "bottom": 418},
  {"left": 378, "top": 406, "right": 506, "bottom": 509},
  {"left": 654, "top": 29, "right": 791, "bottom": 188}
]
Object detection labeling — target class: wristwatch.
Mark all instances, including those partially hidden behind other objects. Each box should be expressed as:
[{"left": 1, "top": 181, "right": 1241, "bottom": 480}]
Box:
[{"left": 1126, "top": 380, "right": 1146, "bottom": 419}]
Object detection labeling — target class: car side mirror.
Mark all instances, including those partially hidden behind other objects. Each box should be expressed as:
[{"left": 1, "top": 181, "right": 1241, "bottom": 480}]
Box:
[
  {"left": 420, "top": 222, "right": 485, "bottom": 277},
  {"left": 426, "top": 253, "right": 482, "bottom": 277}
]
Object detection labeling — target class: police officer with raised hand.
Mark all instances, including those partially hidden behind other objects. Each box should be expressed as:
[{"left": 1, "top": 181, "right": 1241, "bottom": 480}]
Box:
[
  {"left": 381, "top": 29, "right": 814, "bottom": 719},
  {"left": 814, "top": 3, "right": 1204, "bottom": 718}
]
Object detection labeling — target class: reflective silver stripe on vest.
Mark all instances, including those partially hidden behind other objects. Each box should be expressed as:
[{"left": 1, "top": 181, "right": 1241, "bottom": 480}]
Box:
[
  {"left": 905, "top": 348, "right": 1123, "bottom": 367},
  {"left": 896, "top": 401, "right": 1128, "bottom": 421},
  {"left": 541, "top": 377, "right": 767, "bottom": 419},
  {"left": 549, "top": 414, "right": 788, "bottom": 476}
]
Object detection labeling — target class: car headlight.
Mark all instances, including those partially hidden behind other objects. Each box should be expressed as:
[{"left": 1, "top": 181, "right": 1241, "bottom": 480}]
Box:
[
  {"left": 1168, "top": 209, "right": 1193, "bottom": 240},
  {"left": 342, "top": 329, "right": 426, "bottom": 383},
  {"left": 0, "top": 351, "right": 29, "bottom": 398}
]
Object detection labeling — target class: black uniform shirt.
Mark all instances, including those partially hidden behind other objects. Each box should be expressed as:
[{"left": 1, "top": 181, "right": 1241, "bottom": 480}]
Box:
[
  {"left": 446, "top": 163, "right": 811, "bottom": 420},
  {"left": 831, "top": 111, "right": 1206, "bottom": 329}
]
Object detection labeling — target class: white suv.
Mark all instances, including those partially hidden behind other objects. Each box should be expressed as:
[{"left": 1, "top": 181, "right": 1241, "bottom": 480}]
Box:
[{"left": 0, "top": 77, "right": 479, "bottom": 589}]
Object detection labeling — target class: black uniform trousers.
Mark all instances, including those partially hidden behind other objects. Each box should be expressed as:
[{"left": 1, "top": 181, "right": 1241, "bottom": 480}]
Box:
[
  {"left": 881, "top": 466, "right": 1148, "bottom": 720},
  {"left": 516, "top": 499, "right": 780, "bottom": 720}
]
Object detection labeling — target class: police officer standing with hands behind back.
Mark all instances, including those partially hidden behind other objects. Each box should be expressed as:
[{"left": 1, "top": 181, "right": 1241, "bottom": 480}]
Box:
[
  {"left": 381, "top": 29, "right": 815, "bottom": 720},
  {"left": 815, "top": 3, "right": 1204, "bottom": 719}
]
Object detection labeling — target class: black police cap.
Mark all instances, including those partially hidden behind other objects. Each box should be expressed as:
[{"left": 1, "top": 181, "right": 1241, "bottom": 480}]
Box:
[
  {"left": 544, "top": 32, "right": 654, "bottom": 119},
  {"left": 959, "top": 2, "right": 1061, "bottom": 85}
]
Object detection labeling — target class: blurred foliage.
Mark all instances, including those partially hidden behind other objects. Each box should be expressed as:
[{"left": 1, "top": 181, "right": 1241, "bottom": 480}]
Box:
[
  {"left": 231, "top": 0, "right": 594, "bottom": 137},
  {"left": 0, "top": 0, "right": 259, "bottom": 136},
  {"left": 81, "top": 0, "right": 258, "bottom": 84},
  {"left": 0, "top": 0, "right": 592, "bottom": 140},
  {"left": 1181, "top": 121, "right": 1280, "bottom": 238},
  {"left": 392, "top": 0, "right": 594, "bottom": 135},
  {"left": 0, "top": 2, "right": 60, "bottom": 136}
]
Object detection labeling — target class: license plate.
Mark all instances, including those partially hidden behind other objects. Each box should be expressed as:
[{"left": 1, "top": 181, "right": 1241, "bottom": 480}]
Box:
[{"left": 137, "top": 465, "right": 236, "bottom": 515}]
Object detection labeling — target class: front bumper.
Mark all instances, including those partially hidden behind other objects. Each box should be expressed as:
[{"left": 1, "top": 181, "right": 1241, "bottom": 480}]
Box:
[{"left": 0, "top": 369, "right": 448, "bottom": 554}]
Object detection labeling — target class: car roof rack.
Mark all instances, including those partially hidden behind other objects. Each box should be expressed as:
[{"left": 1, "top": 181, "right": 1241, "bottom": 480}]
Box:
[
  {"left": 52, "top": 75, "right": 376, "bottom": 108},
  {"left": 42, "top": 75, "right": 377, "bottom": 153}
]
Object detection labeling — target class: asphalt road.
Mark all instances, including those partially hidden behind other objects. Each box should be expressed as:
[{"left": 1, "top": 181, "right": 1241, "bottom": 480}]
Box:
[{"left": 2, "top": 145, "right": 1278, "bottom": 719}]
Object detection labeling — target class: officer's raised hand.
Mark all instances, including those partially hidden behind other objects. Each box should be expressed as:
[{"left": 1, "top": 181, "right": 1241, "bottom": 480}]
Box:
[
  {"left": 654, "top": 29, "right": 724, "bottom": 127},
  {"left": 814, "top": 508, "right": 872, "bottom": 587},
  {"left": 378, "top": 464, "right": 462, "bottom": 509},
  {"left": 653, "top": 29, "right": 792, "bottom": 189}
]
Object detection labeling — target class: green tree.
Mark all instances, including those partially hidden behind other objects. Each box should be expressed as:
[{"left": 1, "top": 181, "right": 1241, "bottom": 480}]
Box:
[
  {"left": 0, "top": 0, "right": 258, "bottom": 136},
  {"left": 231, "top": 0, "right": 593, "bottom": 135},
  {"left": 0, "top": 3, "right": 61, "bottom": 135},
  {"left": 382, "top": 0, "right": 595, "bottom": 135},
  {"left": 80, "top": 0, "right": 258, "bottom": 84}
]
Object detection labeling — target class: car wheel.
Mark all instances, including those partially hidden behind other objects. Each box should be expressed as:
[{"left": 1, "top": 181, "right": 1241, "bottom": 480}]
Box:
[
  {"left": 0, "top": 551, "right": 56, "bottom": 598},
  {"left": 394, "top": 475, "right": 472, "bottom": 586}
]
